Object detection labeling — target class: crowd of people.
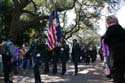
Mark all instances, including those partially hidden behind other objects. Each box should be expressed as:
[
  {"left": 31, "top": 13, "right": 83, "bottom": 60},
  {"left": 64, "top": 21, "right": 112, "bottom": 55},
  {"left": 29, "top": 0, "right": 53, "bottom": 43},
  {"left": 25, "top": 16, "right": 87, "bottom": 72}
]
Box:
[
  {"left": 0, "top": 33, "right": 97, "bottom": 83},
  {"left": 1, "top": 15, "right": 125, "bottom": 83}
]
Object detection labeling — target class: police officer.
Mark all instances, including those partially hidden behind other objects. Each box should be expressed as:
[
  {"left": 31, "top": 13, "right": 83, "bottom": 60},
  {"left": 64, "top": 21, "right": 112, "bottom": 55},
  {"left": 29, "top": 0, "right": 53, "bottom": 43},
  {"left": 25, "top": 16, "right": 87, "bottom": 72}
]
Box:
[
  {"left": 60, "top": 40, "right": 69, "bottom": 75},
  {"left": 71, "top": 39, "right": 80, "bottom": 76},
  {"left": 30, "top": 32, "right": 43, "bottom": 83}
]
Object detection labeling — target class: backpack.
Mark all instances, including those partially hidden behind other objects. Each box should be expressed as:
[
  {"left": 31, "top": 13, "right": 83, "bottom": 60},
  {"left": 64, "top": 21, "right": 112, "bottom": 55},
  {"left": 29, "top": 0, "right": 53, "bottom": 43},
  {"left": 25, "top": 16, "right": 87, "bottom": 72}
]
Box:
[
  {"left": 0, "top": 41, "right": 16, "bottom": 57},
  {"left": 0, "top": 42, "right": 10, "bottom": 56},
  {"left": 6, "top": 41, "right": 16, "bottom": 57}
]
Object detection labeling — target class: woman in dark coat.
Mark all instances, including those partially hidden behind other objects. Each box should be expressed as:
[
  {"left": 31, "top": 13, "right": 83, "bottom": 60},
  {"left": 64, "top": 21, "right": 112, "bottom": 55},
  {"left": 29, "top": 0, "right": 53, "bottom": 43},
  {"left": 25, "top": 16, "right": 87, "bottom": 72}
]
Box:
[{"left": 104, "top": 15, "right": 125, "bottom": 83}]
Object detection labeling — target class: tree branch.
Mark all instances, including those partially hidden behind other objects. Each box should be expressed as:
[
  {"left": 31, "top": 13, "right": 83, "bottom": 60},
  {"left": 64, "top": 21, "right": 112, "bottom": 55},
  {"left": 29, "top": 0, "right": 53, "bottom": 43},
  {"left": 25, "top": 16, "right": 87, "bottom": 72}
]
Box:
[
  {"left": 22, "top": 15, "right": 49, "bottom": 27},
  {"left": 30, "top": 0, "right": 37, "bottom": 10},
  {"left": 65, "top": 1, "right": 82, "bottom": 39},
  {"left": 22, "top": 10, "right": 38, "bottom": 16},
  {"left": 56, "top": 0, "right": 77, "bottom": 12},
  {"left": 13, "top": 0, "right": 20, "bottom": 8},
  {"left": 20, "top": 0, "right": 32, "bottom": 9}
]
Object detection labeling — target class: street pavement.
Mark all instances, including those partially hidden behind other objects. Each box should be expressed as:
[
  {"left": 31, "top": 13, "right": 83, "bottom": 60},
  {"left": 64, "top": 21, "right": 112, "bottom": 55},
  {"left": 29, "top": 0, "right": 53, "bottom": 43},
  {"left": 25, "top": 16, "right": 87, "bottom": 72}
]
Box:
[{"left": 0, "top": 56, "right": 113, "bottom": 83}]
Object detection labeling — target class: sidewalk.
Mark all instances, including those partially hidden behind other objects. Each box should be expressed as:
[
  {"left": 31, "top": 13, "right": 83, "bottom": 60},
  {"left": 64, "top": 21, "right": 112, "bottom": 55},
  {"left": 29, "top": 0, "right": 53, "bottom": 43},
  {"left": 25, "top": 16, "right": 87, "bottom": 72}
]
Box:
[{"left": 0, "top": 56, "right": 113, "bottom": 83}]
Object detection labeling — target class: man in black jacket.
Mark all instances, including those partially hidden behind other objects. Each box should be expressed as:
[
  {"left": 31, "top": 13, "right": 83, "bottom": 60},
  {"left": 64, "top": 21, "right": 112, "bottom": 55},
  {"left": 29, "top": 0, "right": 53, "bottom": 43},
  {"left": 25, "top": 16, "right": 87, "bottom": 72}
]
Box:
[
  {"left": 71, "top": 39, "right": 80, "bottom": 76},
  {"left": 104, "top": 15, "right": 125, "bottom": 83}
]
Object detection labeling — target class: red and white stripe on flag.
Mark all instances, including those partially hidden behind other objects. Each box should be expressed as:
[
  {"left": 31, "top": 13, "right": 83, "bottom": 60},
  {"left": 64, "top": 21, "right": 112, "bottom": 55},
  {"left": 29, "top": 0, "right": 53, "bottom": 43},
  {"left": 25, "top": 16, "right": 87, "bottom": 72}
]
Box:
[{"left": 47, "top": 24, "right": 57, "bottom": 51}]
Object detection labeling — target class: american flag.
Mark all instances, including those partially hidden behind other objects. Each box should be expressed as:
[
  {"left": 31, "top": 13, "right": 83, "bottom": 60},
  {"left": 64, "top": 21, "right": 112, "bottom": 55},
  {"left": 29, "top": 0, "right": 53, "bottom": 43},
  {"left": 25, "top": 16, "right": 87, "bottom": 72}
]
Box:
[{"left": 47, "top": 9, "right": 62, "bottom": 51}]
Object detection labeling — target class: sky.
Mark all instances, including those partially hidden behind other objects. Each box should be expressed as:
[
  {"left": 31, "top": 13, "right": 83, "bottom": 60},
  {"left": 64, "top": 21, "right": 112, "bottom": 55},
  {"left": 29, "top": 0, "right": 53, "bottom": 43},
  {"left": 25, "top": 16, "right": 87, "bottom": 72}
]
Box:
[
  {"left": 66, "top": 9, "right": 76, "bottom": 26},
  {"left": 117, "top": 6, "right": 125, "bottom": 27}
]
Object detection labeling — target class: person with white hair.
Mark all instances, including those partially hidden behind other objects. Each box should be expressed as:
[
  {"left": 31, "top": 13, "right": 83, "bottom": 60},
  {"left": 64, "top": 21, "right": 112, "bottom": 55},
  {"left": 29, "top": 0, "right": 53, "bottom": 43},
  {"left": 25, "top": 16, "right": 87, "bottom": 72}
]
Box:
[{"left": 104, "top": 15, "right": 125, "bottom": 83}]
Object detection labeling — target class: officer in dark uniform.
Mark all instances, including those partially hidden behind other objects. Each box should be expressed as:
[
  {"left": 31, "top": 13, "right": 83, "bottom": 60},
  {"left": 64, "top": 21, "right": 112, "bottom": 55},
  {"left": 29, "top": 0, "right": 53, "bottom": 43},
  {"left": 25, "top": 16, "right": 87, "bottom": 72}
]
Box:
[
  {"left": 71, "top": 39, "right": 80, "bottom": 76},
  {"left": 60, "top": 40, "right": 69, "bottom": 75},
  {"left": 30, "top": 32, "right": 44, "bottom": 83}
]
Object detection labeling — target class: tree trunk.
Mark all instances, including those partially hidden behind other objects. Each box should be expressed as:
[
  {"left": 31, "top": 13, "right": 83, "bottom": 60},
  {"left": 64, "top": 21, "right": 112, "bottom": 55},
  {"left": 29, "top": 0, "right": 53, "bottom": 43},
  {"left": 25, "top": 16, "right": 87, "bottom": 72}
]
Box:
[{"left": 9, "top": 9, "right": 21, "bottom": 44}]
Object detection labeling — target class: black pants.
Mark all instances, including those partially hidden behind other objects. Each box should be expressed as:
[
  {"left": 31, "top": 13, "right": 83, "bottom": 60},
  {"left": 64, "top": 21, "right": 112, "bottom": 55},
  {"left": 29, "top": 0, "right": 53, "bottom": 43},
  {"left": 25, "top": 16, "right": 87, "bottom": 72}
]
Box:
[
  {"left": 61, "top": 62, "right": 66, "bottom": 75},
  {"left": 2, "top": 55, "right": 12, "bottom": 82},
  {"left": 72, "top": 56, "right": 78, "bottom": 75},
  {"left": 33, "top": 59, "right": 41, "bottom": 82},
  {"left": 52, "top": 55, "right": 58, "bottom": 74},
  {"left": 112, "top": 71, "right": 125, "bottom": 83},
  {"left": 110, "top": 48, "right": 125, "bottom": 83},
  {"left": 60, "top": 56, "right": 67, "bottom": 75},
  {"left": 73, "top": 61, "right": 78, "bottom": 75},
  {"left": 44, "top": 61, "right": 49, "bottom": 74}
]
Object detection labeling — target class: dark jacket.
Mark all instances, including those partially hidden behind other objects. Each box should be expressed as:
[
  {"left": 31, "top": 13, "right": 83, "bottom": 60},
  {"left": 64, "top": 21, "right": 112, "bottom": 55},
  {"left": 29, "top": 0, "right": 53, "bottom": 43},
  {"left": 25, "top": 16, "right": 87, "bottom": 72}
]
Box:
[
  {"left": 60, "top": 43, "right": 69, "bottom": 62},
  {"left": 72, "top": 43, "right": 80, "bottom": 62},
  {"left": 104, "top": 24, "right": 125, "bottom": 50},
  {"left": 104, "top": 24, "right": 125, "bottom": 70},
  {"left": 30, "top": 38, "right": 44, "bottom": 60}
]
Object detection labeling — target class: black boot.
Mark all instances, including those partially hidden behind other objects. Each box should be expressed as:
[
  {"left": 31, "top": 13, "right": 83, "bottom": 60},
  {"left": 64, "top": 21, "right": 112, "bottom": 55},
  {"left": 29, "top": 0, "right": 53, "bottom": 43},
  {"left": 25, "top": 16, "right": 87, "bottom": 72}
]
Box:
[
  {"left": 5, "top": 80, "right": 13, "bottom": 83},
  {"left": 35, "top": 81, "right": 44, "bottom": 83}
]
